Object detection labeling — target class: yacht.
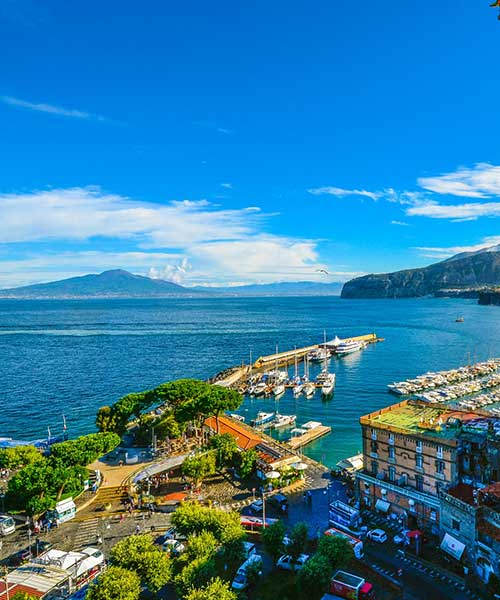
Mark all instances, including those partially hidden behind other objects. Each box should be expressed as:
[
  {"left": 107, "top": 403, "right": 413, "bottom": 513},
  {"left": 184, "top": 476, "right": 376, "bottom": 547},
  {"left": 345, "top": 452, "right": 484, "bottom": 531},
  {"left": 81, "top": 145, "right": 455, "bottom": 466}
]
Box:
[
  {"left": 293, "top": 381, "right": 304, "bottom": 396},
  {"left": 273, "top": 414, "right": 296, "bottom": 429},
  {"left": 321, "top": 373, "right": 336, "bottom": 396},
  {"left": 273, "top": 383, "right": 286, "bottom": 397},
  {"left": 307, "top": 347, "right": 330, "bottom": 362},
  {"left": 229, "top": 413, "right": 245, "bottom": 422},
  {"left": 251, "top": 411, "right": 275, "bottom": 427},
  {"left": 253, "top": 381, "right": 267, "bottom": 396},
  {"left": 303, "top": 382, "right": 316, "bottom": 398},
  {"left": 335, "top": 340, "right": 365, "bottom": 356}
]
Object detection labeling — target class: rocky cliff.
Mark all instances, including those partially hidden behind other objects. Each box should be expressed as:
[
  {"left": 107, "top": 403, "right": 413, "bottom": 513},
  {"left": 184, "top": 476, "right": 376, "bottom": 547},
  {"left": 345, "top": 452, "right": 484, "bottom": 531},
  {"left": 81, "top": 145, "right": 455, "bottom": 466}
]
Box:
[{"left": 341, "top": 250, "right": 500, "bottom": 299}]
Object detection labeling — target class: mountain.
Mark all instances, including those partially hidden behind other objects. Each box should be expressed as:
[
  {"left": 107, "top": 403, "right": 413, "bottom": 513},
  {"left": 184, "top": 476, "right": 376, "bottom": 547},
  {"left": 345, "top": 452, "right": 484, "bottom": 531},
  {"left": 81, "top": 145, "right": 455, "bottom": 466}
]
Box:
[
  {"left": 0, "top": 270, "right": 343, "bottom": 299},
  {"left": 0, "top": 269, "right": 188, "bottom": 299},
  {"left": 341, "top": 247, "right": 500, "bottom": 299}
]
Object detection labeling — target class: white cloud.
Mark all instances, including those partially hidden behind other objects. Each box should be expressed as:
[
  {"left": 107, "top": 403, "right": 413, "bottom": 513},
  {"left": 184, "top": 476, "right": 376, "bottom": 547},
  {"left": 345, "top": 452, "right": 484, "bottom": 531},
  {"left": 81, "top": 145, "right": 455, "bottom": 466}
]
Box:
[
  {"left": 220, "top": 182, "right": 233, "bottom": 189},
  {"left": 418, "top": 163, "right": 500, "bottom": 198},
  {"left": 1, "top": 95, "right": 109, "bottom": 121},
  {"left": 308, "top": 186, "right": 382, "bottom": 200},
  {"left": 148, "top": 257, "right": 191, "bottom": 284},
  {"left": 415, "top": 236, "right": 500, "bottom": 260},
  {"left": 391, "top": 220, "right": 409, "bottom": 226},
  {"left": 406, "top": 200, "right": 500, "bottom": 220}
]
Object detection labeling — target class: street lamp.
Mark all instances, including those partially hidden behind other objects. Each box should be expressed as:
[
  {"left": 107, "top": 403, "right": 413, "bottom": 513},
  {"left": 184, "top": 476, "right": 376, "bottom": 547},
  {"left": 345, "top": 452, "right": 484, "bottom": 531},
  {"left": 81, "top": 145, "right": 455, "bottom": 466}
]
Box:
[{"left": 262, "top": 471, "right": 280, "bottom": 528}]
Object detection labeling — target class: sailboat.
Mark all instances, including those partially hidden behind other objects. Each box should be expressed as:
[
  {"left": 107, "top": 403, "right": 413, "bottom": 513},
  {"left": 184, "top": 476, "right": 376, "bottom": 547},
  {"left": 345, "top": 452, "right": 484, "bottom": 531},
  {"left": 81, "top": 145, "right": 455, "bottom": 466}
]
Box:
[
  {"left": 316, "top": 331, "right": 336, "bottom": 396},
  {"left": 292, "top": 349, "right": 304, "bottom": 396},
  {"left": 302, "top": 357, "right": 316, "bottom": 398}
]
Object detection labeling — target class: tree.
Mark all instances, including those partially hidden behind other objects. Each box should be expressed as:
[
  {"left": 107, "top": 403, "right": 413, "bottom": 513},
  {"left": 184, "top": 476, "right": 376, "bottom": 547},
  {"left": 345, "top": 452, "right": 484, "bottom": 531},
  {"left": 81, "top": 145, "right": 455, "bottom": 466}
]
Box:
[
  {"left": 237, "top": 448, "right": 257, "bottom": 479},
  {"left": 185, "top": 531, "right": 219, "bottom": 561},
  {"left": 202, "top": 386, "right": 242, "bottom": 433},
  {"left": 288, "top": 522, "right": 309, "bottom": 563},
  {"left": 110, "top": 534, "right": 172, "bottom": 593},
  {"left": 297, "top": 555, "right": 332, "bottom": 599},
  {"left": 10, "top": 593, "right": 40, "bottom": 600},
  {"left": 0, "top": 446, "right": 44, "bottom": 470},
  {"left": 262, "top": 519, "right": 286, "bottom": 563},
  {"left": 175, "top": 556, "right": 215, "bottom": 598},
  {"left": 87, "top": 566, "right": 141, "bottom": 600},
  {"left": 182, "top": 451, "right": 217, "bottom": 487},
  {"left": 208, "top": 433, "right": 238, "bottom": 467},
  {"left": 50, "top": 433, "right": 120, "bottom": 467},
  {"left": 317, "top": 535, "right": 353, "bottom": 570},
  {"left": 171, "top": 503, "right": 244, "bottom": 545},
  {"left": 185, "top": 577, "right": 238, "bottom": 600}
]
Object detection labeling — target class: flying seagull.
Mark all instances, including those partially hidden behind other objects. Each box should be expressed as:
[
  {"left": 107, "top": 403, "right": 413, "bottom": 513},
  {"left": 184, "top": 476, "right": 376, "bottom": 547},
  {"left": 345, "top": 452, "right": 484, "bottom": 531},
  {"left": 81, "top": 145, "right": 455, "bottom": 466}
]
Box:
[{"left": 316, "top": 269, "right": 329, "bottom": 275}]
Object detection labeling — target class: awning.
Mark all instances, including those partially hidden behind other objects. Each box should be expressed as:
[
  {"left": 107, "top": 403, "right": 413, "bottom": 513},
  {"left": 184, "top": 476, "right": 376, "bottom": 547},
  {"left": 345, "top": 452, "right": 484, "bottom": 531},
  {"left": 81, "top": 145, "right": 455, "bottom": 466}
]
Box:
[
  {"left": 440, "top": 533, "right": 466, "bottom": 561},
  {"left": 375, "top": 499, "right": 390, "bottom": 513},
  {"left": 406, "top": 529, "right": 423, "bottom": 539}
]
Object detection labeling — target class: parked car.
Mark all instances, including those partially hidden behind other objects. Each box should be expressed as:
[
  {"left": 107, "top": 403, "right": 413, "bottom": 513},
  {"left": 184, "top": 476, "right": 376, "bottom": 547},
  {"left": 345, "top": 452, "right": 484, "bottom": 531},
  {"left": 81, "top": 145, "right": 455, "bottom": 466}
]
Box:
[
  {"left": 249, "top": 499, "right": 264, "bottom": 513},
  {"left": 367, "top": 529, "right": 387, "bottom": 543},
  {"left": 162, "top": 539, "right": 185, "bottom": 556},
  {"left": 154, "top": 528, "right": 186, "bottom": 546},
  {"left": 393, "top": 531, "right": 409, "bottom": 545},
  {"left": 277, "top": 553, "right": 310, "bottom": 571},
  {"left": 269, "top": 493, "right": 289, "bottom": 512},
  {"left": 231, "top": 554, "right": 263, "bottom": 591}
]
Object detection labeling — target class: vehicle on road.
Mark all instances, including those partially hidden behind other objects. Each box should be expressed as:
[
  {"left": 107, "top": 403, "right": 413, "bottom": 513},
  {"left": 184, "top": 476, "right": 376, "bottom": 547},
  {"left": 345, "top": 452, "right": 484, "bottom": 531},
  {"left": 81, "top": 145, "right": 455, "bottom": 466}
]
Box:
[
  {"left": 393, "top": 531, "right": 409, "bottom": 545},
  {"left": 240, "top": 515, "right": 278, "bottom": 532},
  {"left": 324, "top": 527, "right": 364, "bottom": 559},
  {"left": 328, "top": 500, "right": 362, "bottom": 533},
  {"left": 249, "top": 499, "right": 264, "bottom": 513},
  {"left": 328, "top": 570, "right": 375, "bottom": 600},
  {"left": 231, "top": 553, "right": 263, "bottom": 591},
  {"left": 269, "top": 493, "right": 289, "bottom": 512},
  {"left": 277, "top": 553, "right": 310, "bottom": 571},
  {"left": 367, "top": 528, "right": 387, "bottom": 543},
  {"left": 162, "top": 539, "right": 185, "bottom": 556},
  {"left": 0, "top": 515, "right": 15, "bottom": 536}
]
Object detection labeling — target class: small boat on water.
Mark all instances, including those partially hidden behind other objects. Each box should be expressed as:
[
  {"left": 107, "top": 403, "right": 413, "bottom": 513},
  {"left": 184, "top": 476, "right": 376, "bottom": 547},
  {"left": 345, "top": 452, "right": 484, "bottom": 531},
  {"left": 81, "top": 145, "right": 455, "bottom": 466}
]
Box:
[
  {"left": 293, "top": 381, "right": 304, "bottom": 396},
  {"left": 335, "top": 339, "right": 365, "bottom": 356},
  {"left": 307, "top": 347, "right": 330, "bottom": 362},
  {"left": 252, "top": 381, "right": 267, "bottom": 396},
  {"left": 455, "top": 316, "right": 465, "bottom": 323},
  {"left": 251, "top": 411, "right": 275, "bottom": 427},
  {"left": 273, "top": 414, "right": 296, "bottom": 429},
  {"left": 273, "top": 383, "right": 286, "bottom": 397},
  {"left": 321, "top": 373, "right": 336, "bottom": 396},
  {"left": 303, "top": 382, "right": 316, "bottom": 398},
  {"left": 229, "top": 413, "right": 245, "bottom": 422}
]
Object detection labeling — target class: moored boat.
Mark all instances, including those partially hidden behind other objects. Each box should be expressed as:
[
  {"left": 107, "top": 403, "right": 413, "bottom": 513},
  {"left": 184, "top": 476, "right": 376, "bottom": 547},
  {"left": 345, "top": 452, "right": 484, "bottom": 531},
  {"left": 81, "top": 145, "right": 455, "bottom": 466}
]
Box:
[
  {"left": 251, "top": 411, "right": 275, "bottom": 427},
  {"left": 272, "top": 414, "right": 296, "bottom": 429},
  {"left": 335, "top": 340, "right": 365, "bottom": 356}
]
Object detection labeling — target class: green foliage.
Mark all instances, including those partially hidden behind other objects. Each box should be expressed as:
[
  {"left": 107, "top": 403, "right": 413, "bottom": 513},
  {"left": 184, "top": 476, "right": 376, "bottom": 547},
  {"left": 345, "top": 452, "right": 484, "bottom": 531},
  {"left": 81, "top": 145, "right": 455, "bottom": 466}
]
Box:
[
  {"left": 244, "top": 559, "right": 262, "bottom": 588},
  {"left": 208, "top": 433, "right": 238, "bottom": 467},
  {"left": 10, "top": 592, "right": 40, "bottom": 600},
  {"left": 87, "top": 566, "right": 141, "bottom": 600},
  {"left": 185, "top": 531, "right": 219, "bottom": 561},
  {"left": 110, "top": 534, "right": 172, "bottom": 593},
  {"left": 262, "top": 519, "right": 286, "bottom": 563},
  {"left": 317, "top": 535, "right": 353, "bottom": 570},
  {"left": 175, "top": 556, "right": 215, "bottom": 597},
  {"left": 182, "top": 451, "right": 217, "bottom": 486},
  {"left": 219, "top": 538, "right": 245, "bottom": 569},
  {"left": 184, "top": 578, "right": 237, "bottom": 600},
  {"left": 288, "top": 522, "right": 309, "bottom": 563},
  {"left": 297, "top": 555, "right": 332, "bottom": 599},
  {"left": 172, "top": 503, "right": 245, "bottom": 545},
  {"left": 50, "top": 433, "right": 120, "bottom": 466},
  {"left": 96, "top": 389, "right": 157, "bottom": 434},
  {"left": 237, "top": 448, "right": 258, "bottom": 479},
  {"left": 0, "top": 446, "right": 44, "bottom": 470}
]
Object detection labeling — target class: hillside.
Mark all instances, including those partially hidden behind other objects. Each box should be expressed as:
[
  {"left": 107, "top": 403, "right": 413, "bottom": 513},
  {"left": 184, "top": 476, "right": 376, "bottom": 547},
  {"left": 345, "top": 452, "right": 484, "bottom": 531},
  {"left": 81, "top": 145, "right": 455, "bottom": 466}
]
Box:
[{"left": 341, "top": 247, "right": 500, "bottom": 299}]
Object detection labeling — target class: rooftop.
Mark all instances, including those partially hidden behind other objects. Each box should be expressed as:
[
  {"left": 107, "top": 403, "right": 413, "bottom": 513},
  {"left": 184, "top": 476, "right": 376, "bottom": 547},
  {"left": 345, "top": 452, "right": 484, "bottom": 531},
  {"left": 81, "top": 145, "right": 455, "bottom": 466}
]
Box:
[
  {"left": 360, "top": 400, "right": 481, "bottom": 440},
  {"left": 204, "top": 415, "right": 262, "bottom": 450}
]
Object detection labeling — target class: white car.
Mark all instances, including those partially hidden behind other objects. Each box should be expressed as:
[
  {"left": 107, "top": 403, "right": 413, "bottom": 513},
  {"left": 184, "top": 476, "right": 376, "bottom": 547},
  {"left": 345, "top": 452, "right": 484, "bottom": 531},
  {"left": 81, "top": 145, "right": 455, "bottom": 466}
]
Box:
[
  {"left": 277, "top": 553, "right": 310, "bottom": 571},
  {"left": 393, "top": 531, "right": 409, "bottom": 545},
  {"left": 231, "top": 554, "right": 263, "bottom": 590},
  {"left": 162, "top": 539, "right": 185, "bottom": 556},
  {"left": 367, "top": 529, "right": 387, "bottom": 543},
  {"left": 249, "top": 499, "right": 264, "bottom": 513}
]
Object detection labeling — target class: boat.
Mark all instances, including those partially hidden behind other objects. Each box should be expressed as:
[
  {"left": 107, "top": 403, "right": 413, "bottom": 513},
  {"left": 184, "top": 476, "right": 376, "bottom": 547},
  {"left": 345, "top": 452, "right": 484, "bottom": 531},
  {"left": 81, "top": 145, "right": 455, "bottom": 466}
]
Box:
[
  {"left": 455, "top": 316, "right": 465, "bottom": 323},
  {"left": 251, "top": 411, "right": 275, "bottom": 427},
  {"left": 303, "top": 382, "right": 316, "bottom": 398},
  {"left": 252, "top": 381, "right": 267, "bottom": 396},
  {"left": 272, "top": 414, "right": 296, "bottom": 429},
  {"left": 293, "top": 381, "right": 304, "bottom": 396},
  {"left": 273, "top": 383, "right": 286, "bottom": 397},
  {"left": 335, "top": 339, "right": 365, "bottom": 356},
  {"left": 229, "top": 413, "right": 245, "bottom": 422},
  {"left": 307, "top": 347, "right": 330, "bottom": 362},
  {"left": 321, "top": 373, "right": 336, "bottom": 396}
]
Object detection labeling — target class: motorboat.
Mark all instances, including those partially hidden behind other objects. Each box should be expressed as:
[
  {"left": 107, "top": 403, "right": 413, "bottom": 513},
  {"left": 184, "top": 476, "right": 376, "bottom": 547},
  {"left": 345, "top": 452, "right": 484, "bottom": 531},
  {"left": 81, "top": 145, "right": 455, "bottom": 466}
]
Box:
[
  {"left": 273, "top": 414, "right": 296, "bottom": 429},
  {"left": 303, "top": 382, "right": 316, "bottom": 398},
  {"left": 251, "top": 411, "right": 275, "bottom": 427},
  {"left": 335, "top": 340, "right": 365, "bottom": 356},
  {"left": 229, "top": 413, "right": 245, "bottom": 422},
  {"left": 321, "top": 373, "right": 336, "bottom": 395},
  {"left": 273, "top": 383, "right": 286, "bottom": 397},
  {"left": 307, "top": 347, "right": 330, "bottom": 362},
  {"left": 252, "top": 381, "right": 267, "bottom": 396}
]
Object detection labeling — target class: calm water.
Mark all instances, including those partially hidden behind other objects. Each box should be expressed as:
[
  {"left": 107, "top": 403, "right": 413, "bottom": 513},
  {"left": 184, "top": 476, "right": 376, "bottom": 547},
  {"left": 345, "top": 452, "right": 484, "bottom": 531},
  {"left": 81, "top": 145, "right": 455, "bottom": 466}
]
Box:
[{"left": 0, "top": 297, "right": 499, "bottom": 466}]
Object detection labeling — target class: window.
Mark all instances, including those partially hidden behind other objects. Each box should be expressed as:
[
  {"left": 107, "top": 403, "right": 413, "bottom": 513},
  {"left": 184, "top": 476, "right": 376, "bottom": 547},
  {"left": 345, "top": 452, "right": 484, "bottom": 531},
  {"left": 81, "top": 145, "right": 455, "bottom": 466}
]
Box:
[
  {"left": 437, "top": 445, "right": 443, "bottom": 459},
  {"left": 416, "top": 440, "right": 423, "bottom": 453},
  {"left": 371, "top": 461, "right": 378, "bottom": 476},
  {"left": 389, "top": 433, "right": 395, "bottom": 445},
  {"left": 389, "top": 446, "right": 395, "bottom": 460},
  {"left": 371, "top": 440, "right": 378, "bottom": 453},
  {"left": 388, "top": 466, "right": 396, "bottom": 482},
  {"left": 416, "top": 454, "right": 423, "bottom": 469},
  {"left": 452, "top": 519, "right": 460, "bottom": 532},
  {"left": 430, "top": 510, "right": 437, "bottom": 522},
  {"left": 371, "top": 428, "right": 377, "bottom": 440},
  {"left": 415, "top": 475, "right": 424, "bottom": 491},
  {"left": 436, "top": 460, "right": 445, "bottom": 474}
]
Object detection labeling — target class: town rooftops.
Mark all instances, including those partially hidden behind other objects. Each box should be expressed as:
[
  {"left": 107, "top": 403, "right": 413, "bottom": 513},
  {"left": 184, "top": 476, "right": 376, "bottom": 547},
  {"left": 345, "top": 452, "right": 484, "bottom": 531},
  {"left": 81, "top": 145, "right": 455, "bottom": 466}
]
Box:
[
  {"left": 360, "top": 400, "right": 483, "bottom": 441},
  {"left": 0, "top": 562, "right": 70, "bottom": 599},
  {"left": 204, "top": 415, "right": 262, "bottom": 450}
]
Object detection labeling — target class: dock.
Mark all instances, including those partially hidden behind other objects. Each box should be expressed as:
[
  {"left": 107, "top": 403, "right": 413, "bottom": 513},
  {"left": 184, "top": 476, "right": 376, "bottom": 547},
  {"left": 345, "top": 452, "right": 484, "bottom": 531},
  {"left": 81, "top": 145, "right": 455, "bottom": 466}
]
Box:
[{"left": 286, "top": 424, "right": 332, "bottom": 450}]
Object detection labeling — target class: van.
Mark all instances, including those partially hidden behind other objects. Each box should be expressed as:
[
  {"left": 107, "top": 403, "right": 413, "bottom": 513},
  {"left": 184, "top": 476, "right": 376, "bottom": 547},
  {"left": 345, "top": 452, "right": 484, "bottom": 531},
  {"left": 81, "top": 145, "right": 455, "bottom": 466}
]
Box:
[
  {"left": 231, "top": 553, "right": 263, "bottom": 591},
  {"left": 0, "top": 515, "right": 15, "bottom": 536}
]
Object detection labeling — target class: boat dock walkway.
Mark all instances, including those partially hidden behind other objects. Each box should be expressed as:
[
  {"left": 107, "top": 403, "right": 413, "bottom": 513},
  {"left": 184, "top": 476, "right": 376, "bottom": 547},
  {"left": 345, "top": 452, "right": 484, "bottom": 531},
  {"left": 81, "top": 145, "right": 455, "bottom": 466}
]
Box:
[
  {"left": 286, "top": 425, "right": 332, "bottom": 450},
  {"left": 214, "top": 332, "right": 382, "bottom": 388}
]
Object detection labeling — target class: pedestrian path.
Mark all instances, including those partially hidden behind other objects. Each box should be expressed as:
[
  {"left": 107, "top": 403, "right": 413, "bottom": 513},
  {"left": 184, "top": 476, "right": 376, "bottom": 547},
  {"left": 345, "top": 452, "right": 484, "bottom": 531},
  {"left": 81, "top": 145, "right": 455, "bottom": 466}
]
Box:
[{"left": 73, "top": 518, "right": 100, "bottom": 549}]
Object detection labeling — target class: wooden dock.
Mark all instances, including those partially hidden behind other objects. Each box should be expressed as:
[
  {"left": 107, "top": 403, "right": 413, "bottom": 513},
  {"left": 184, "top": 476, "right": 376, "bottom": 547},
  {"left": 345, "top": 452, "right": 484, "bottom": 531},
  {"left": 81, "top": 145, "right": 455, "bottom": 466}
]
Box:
[{"left": 286, "top": 425, "right": 332, "bottom": 450}]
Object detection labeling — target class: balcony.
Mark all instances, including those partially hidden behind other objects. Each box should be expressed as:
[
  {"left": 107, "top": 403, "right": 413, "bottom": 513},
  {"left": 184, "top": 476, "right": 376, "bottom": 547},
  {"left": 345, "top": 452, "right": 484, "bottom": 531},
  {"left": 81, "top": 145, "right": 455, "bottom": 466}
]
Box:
[{"left": 357, "top": 471, "right": 440, "bottom": 509}]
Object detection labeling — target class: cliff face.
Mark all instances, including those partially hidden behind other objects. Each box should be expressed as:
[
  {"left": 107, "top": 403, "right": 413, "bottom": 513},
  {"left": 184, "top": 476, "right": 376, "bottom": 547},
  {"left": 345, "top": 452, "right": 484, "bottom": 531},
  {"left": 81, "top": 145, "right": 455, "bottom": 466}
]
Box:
[{"left": 341, "top": 251, "right": 500, "bottom": 299}]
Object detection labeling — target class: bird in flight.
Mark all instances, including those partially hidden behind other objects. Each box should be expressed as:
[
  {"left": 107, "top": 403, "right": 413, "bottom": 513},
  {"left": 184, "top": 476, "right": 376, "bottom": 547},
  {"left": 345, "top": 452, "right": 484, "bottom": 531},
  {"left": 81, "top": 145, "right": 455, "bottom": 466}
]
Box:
[{"left": 316, "top": 269, "right": 329, "bottom": 275}]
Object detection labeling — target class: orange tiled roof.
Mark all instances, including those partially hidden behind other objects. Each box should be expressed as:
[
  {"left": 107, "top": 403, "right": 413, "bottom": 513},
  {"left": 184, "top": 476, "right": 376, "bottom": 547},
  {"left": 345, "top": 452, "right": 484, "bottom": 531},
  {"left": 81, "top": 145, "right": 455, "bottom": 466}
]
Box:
[{"left": 204, "top": 416, "right": 262, "bottom": 450}]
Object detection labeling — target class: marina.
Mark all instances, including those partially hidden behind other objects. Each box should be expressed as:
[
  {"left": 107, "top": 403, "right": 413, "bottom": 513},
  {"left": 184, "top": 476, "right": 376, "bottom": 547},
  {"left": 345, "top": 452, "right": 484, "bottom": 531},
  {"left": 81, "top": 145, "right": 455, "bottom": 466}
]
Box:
[{"left": 286, "top": 421, "right": 332, "bottom": 450}]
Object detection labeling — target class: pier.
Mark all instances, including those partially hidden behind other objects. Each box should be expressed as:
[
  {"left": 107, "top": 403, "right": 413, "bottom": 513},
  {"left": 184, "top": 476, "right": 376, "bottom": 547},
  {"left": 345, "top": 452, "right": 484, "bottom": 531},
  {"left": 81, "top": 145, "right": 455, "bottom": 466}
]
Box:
[{"left": 286, "top": 424, "right": 332, "bottom": 450}]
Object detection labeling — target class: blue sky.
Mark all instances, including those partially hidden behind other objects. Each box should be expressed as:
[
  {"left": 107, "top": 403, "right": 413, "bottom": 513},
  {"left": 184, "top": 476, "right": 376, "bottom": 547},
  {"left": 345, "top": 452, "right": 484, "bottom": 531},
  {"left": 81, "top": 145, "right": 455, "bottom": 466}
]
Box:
[{"left": 1, "top": 0, "right": 500, "bottom": 287}]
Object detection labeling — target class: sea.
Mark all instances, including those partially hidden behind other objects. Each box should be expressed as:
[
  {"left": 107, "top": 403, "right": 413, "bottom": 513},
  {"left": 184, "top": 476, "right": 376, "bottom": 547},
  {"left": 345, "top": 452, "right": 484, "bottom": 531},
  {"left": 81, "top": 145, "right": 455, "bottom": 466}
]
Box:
[{"left": 0, "top": 296, "right": 499, "bottom": 467}]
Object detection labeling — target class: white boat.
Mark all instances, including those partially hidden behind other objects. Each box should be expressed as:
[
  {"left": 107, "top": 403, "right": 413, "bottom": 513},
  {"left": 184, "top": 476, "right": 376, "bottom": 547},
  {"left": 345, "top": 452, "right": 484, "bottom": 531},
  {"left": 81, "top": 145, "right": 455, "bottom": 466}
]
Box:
[
  {"left": 335, "top": 340, "right": 365, "bottom": 356},
  {"left": 252, "top": 411, "right": 275, "bottom": 427},
  {"left": 307, "top": 347, "right": 330, "bottom": 362},
  {"left": 321, "top": 373, "right": 336, "bottom": 395},
  {"left": 303, "top": 382, "right": 316, "bottom": 398},
  {"left": 253, "top": 381, "right": 267, "bottom": 396},
  {"left": 293, "top": 382, "right": 304, "bottom": 396},
  {"left": 273, "top": 383, "right": 286, "bottom": 397},
  {"left": 273, "top": 414, "right": 296, "bottom": 429},
  {"left": 229, "top": 413, "right": 245, "bottom": 422}
]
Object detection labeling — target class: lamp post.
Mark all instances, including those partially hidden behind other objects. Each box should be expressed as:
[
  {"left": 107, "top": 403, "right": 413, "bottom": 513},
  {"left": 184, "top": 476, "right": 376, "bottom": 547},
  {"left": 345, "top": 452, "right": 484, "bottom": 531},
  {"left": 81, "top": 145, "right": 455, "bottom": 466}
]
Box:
[{"left": 27, "top": 528, "right": 32, "bottom": 561}]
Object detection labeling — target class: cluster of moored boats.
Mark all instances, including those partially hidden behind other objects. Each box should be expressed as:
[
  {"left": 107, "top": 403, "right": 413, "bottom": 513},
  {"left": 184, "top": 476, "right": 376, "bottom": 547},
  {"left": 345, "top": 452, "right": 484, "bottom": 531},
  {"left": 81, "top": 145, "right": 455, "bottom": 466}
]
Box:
[
  {"left": 307, "top": 337, "right": 367, "bottom": 360},
  {"left": 456, "top": 391, "right": 500, "bottom": 413},
  {"left": 387, "top": 359, "right": 500, "bottom": 396},
  {"left": 415, "top": 373, "right": 500, "bottom": 404},
  {"left": 250, "top": 411, "right": 297, "bottom": 430},
  {"left": 244, "top": 364, "right": 336, "bottom": 399}
]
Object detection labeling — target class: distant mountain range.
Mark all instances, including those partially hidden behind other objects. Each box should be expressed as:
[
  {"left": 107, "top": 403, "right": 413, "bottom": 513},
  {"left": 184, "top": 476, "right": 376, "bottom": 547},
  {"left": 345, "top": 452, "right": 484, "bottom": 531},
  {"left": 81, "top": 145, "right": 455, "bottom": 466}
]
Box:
[
  {"left": 341, "top": 245, "right": 500, "bottom": 299},
  {"left": 0, "top": 269, "right": 342, "bottom": 298}
]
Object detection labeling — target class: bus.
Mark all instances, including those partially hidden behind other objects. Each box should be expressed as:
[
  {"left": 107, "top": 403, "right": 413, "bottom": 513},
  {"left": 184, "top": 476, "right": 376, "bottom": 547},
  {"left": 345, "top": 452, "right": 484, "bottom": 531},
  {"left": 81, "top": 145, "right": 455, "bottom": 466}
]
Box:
[
  {"left": 324, "top": 526, "right": 364, "bottom": 559},
  {"left": 328, "top": 500, "right": 362, "bottom": 532},
  {"left": 240, "top": 515, "right": 278, "bottom": 532}
]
